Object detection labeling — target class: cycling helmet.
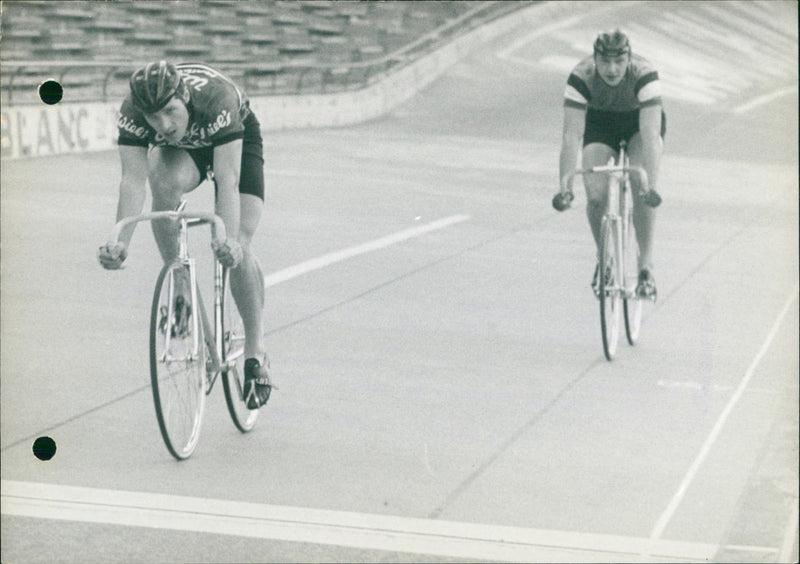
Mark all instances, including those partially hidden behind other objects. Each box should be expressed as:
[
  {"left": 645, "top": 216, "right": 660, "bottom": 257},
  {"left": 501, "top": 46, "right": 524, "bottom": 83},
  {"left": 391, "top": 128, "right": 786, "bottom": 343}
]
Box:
[
  {"left": 593, "top": 29, "right": 631, "bottom": 57},
  {"left": 129, "top": 60, "right": 188, "bottom": 114}
]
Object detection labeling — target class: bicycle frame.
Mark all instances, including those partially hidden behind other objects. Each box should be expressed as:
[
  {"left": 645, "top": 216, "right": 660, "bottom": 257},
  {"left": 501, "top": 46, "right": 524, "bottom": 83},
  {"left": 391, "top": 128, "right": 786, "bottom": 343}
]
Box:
[
  {"left": 108, "top": 209, "right": 235, "bottom": 391},
  {"left": 563, "top": 144, "right": 649, "bottom": 300},
  {"left": 108, "top": 205, "right": 259, "bottom": 458},
  {"left": 557, "top": 141, "right": 652, "bottom": 359}
]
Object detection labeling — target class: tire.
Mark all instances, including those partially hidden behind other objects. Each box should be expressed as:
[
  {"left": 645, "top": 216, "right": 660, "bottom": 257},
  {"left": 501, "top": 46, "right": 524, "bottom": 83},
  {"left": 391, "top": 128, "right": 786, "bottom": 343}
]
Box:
[
  {"left": 599, "top": 217, "right": 621, "bottom": 361},
  {"left": 150, "top": 261, "right": 206, "bottom": 460},
  {"left": 623, "top": 208, "right": 643, "bottom": 345},
  {"left": 222, "top": 273, "right": 259, "bottom": 432}
]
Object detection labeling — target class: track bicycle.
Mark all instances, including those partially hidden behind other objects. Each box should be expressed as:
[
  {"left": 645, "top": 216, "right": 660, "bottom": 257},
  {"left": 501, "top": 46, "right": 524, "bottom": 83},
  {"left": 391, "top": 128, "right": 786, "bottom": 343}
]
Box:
[
  {"left": 106, "top": 202, "right": 260, "bottom": 459},
  {"left": 553, "top": 140, "right": 661, "bottom": 361}
]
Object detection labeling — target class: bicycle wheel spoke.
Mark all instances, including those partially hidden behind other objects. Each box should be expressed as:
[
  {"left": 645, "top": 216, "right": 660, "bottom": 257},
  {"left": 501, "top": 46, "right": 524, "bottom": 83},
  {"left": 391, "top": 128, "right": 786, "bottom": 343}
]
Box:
[
  {"left": 623, "top": 206, "right": 643, "bottom": 345},
  {"left": 150, "top": 262, "right": 206, "bottom": 460},
  {"left": 599, "top": 218, "right": 621, "bottom": 360},
  {"left": 221, "top": 274, "right": 260, "bottom": 432}
]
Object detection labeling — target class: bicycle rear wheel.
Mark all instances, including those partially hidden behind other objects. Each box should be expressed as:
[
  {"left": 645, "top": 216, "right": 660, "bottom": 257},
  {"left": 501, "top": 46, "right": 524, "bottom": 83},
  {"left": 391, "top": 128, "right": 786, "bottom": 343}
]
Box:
[
  {"left": 599, "top": 217, "right": 621, "bottom": 360},
  {"left": 623, "top": 209, "right": 643, "bottom": 345},
  {"left": 221, "top": 274, "right": 259, "bottom": 432},
  {"left": 150, "top": 261, "right": 206, "bottom": 460}
]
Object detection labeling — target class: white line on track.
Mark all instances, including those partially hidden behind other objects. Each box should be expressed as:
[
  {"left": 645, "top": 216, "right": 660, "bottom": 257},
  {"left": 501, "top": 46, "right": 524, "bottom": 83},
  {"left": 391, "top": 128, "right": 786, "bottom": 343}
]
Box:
[
  {"left": 644, "top": 285, "right": 800, "bottom": 557},
  {"left": 2, "top": 479, "right": 734, "bottom": 562},
  {"left": 263, "top": 215, "right": 470, "bottom": 288},
  {"left": 779, "top": 497, "right": 800, "bottom": 563},
  {"left": 496, "top": 15, "right": 584, "bottom": 60},
  {"left": 732, "top": 85, "right": 799, "bottom": 114}
]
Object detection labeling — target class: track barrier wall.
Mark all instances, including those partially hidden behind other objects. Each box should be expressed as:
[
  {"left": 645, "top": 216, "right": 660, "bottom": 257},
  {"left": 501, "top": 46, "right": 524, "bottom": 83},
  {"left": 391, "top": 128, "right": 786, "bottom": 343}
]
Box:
[{"left": 0, "top": 2, "right": 576, "bottom": 160}]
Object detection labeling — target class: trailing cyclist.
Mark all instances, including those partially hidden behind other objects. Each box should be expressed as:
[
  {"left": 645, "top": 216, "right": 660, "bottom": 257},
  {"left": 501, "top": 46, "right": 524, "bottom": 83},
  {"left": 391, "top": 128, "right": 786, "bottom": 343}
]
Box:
[
  {"left": 555, "top": 30, "right": 665, "bottom": 299},
  {"left": 98, "top": 61, "right": 272, "bottom": 409}
]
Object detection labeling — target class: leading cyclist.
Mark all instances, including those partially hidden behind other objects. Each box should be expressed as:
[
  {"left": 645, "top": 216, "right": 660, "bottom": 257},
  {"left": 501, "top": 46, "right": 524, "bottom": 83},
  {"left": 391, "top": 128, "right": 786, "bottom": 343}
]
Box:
[
  {"left": 556, "top": 30, "right": 664, "bottom": 299},
  {"left": 97, "top": 61, "right": 271, "bottom": 409}
]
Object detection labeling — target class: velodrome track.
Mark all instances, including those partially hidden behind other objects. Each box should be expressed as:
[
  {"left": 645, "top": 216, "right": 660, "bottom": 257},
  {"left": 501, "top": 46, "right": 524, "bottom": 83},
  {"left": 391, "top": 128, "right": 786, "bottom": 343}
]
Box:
[{"left": 2, "top": 2, "right": 798, "bottom": 562}]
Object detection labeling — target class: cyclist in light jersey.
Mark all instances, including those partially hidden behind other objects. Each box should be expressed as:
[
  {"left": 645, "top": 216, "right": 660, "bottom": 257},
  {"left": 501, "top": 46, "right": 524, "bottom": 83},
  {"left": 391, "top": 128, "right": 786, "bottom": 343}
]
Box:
[
  {"left": 558, "top": 30, "right": 665, "bottom": 298},
  {"left": 98, "top": 61, "right": 271, "bottom": 409}
]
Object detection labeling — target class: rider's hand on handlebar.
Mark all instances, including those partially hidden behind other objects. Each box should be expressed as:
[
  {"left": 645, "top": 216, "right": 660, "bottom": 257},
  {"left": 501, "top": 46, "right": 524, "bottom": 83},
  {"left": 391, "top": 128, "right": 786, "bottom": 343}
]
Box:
[
  {"left": 642, "top": 189, "right": 662, "bottom": 208},
  {"left": 552, "top": 190, "right": 574, "bottom": 211},
  {"left": 211, "top": 239, "right": 243, "bottom": 269},
  {"left": 98, "top": 243, "right": 128, "bottom": 270}
]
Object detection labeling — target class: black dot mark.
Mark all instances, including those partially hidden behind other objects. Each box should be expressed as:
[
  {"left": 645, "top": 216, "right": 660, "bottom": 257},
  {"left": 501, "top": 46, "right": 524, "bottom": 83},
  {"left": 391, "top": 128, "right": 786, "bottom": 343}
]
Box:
[
  {"left": 39, "top": 80, "right": 63, "bottom": 105},
  {"left": 33, "top": 436, "right": 57, "bottom": 461}
]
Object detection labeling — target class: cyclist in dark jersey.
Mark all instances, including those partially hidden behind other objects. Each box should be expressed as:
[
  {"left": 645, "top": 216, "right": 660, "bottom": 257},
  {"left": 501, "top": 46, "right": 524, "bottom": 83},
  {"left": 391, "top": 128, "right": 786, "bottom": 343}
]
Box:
[
  {"left": 98, "top": 61, "right": 271, "bottom": 409},
  {"left": 557, "top": 30, "right": 664, "bottom": 299}
]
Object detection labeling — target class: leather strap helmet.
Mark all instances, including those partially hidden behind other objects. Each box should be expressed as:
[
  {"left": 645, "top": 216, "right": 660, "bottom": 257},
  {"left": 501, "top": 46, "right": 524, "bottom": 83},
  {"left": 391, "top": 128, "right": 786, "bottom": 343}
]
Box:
[
  {"left": 129, "top": 60, "right": 188, "bottom": 114},
  {"left": 593, "top": 29, "right": 631, "bottom": 57}
]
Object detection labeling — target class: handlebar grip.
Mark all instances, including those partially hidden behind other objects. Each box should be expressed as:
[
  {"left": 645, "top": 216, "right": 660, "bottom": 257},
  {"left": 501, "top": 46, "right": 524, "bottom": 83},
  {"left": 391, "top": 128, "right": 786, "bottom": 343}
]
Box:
[
  {"left": 107, "top": 211, "right": 227, "bottom": 247},
  {"left": 552, "top": 191, "right": 574, "bottom": 212},
  {"left": 643, "top": 190, "right": 662, "bottom": 208}
]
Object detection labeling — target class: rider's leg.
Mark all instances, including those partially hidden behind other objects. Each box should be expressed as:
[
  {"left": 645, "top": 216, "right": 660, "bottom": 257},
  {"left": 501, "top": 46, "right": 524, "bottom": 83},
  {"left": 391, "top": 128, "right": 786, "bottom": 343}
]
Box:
[
  {"left": 627, "top": 132, "right": 663, "bottom": 272},
  {"left": 228, "top": 193, "right": 266, "bottom": 360},
  {"left": 582, "top": 142, "right": 617, "bottom": 258},
  {"left": 147, "top": 146, "right": 202, "bottom": 262}
]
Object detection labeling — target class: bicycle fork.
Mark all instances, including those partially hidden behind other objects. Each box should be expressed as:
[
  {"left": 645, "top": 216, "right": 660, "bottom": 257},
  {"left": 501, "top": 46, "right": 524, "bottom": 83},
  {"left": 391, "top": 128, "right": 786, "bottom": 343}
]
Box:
[
  {"left": 194, "top": 261, "right": 235, "bottom": 395},
  {"left": 606, "top": 176, "right": 624, "bottom": 297}
]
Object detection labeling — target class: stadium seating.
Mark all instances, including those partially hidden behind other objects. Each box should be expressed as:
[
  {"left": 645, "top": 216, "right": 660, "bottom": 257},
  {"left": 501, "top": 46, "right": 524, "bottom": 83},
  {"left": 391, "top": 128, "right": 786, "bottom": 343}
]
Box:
[{"left": 0, "top": 0, "right": 507, "bottom": 104}]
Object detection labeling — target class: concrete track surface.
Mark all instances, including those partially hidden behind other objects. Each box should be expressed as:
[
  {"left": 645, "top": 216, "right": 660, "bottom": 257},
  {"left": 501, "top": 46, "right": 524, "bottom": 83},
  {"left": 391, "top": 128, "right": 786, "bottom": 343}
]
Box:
[{"left": 2, "top": 2, "right": 798, "bottom": 562}]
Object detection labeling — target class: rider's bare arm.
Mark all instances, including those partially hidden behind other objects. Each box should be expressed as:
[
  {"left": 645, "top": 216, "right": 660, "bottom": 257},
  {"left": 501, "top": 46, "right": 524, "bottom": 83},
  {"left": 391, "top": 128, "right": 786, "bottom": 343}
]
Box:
[
  {"left": 559, "top": 106, "right": 586, "bottom": 191},
  {"left": 212, "top": 139, "right": 243, "bottom": 244},
  {"left": 636, "top": 105, "right": 662, "bottom": 192},
  {"left": 116, "top": 145, "right": 149, "bottom": 248}
]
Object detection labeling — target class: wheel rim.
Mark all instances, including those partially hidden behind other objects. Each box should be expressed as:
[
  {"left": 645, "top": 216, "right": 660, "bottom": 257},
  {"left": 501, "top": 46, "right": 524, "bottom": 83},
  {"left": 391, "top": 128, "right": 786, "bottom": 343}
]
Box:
[
  {"left": 600, "top": 219, "right": 621, "bottom": 360},
  {"left": 222, "top": 278, "right": 259, "bottom": 432},
  {"left": 151, "top": 263, "right": 206, "bottom": 459},
  {"left": 624, "top": 298, "right": 642, "bottom": 344},
  {"left": 623, "top": 209, "right": 642, "bottom": 345}
]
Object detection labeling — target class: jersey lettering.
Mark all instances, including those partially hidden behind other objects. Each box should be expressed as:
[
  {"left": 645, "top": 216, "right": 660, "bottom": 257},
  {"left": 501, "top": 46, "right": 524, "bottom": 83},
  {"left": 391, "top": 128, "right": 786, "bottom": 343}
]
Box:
[
  {"left": 563, "top": 54, "right": 663, "bottom": 112},
  {"left": 117, "top": 62, "right": 249, "bottom": 150},
  {"left": 117, "top": 114, "right": 148, "bottom": 140},
  {"left": 182, "top": 74, "right": 209, "bottom": 91}
]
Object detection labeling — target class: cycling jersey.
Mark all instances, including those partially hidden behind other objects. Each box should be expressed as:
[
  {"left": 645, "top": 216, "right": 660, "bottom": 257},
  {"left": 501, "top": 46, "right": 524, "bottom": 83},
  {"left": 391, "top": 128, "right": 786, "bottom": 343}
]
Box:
[
  {"left": 564, "top": 54, "right": 665, "bottom": 148},
  {"left": 563, "top": 54, "right": 663, "bottom": 112},
  {"left": 117, "top": 63, "right": 252, "bottom": 149}
]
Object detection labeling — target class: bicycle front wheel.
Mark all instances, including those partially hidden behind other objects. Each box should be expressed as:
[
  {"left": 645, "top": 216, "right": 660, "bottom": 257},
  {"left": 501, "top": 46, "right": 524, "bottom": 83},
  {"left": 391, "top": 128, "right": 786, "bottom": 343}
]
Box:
[
  {"left": 623, "top": 209, "right": 643, "bottom": 345},
  {"left": 150, "top": 261, "right": 207, "bottom": 460},
  {"left": 599, "top": 217, "right": 621, "bottom": 360},
  {"left": 221, "top": 274, "right": 259, "bottom": 432}
]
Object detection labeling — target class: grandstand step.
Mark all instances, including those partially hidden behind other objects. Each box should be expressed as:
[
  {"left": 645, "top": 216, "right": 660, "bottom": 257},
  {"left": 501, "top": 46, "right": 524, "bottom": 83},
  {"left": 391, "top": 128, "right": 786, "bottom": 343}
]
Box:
[
  {"left": 205, "top": 23, "right": 242, "bottom": 35},
  {"left": 301, "top": 1, "right": 334, "bottom": 12},
  {"left": 213, "top": 55, "right": 250, "bottom": 65},
  {"left": 0, "top": 49, "right": 36, "bottom": 61},
  {"left": 3, "top": 15, "right": 47, "bottom": 38},
  {"left": 309, "top": 21, "right": 345, "bottom": 36},
  {"left": 204, "top": 0, "right": 239, "bottom": 7},
  {"left": 168, "top": 13, "right": 205, "bottom": 25},
  {"left": 44, "top": 6, "right": 95, "bottom": 20},
  {"left": 336, "top": 3, "right": 369, "bottom": 18},
  {"left": 236, "top": 4, "right": 272, "bottom": 17},
  {"left": 246, "top": 45, "right": 281, "bottom": 59},
  {"left": 358, "top": 44, "right": 385, "bottom": 58},
  {"left": 91, "top": 19, "right": 136, "bottom": 32},
  {"left": 129, "top": 31, "right": 170, "bottom": 44},
  {"left": 279, "top": 43, "right": 317, "bottom": 54},
  {"left": 243, "top": 32, "right": 279, "bottom": 45},
  {"left": 167, "top": 45, "right": 213, "bottom": 56},
  {"left": 125, "top": 3, "right": 169, "bottom": 13},
  {"left": 273, "top": 12, "right": 308, "bottom": 26},
  {"left": 245, "top": 62, "right": 284, "bottom": 75}
]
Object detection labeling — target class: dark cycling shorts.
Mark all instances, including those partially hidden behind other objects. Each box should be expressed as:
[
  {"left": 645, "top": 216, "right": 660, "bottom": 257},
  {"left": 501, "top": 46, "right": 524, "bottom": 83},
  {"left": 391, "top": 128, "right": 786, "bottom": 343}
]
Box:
[
  {"left": 187, "top": 111, "right": 265, "bottom": 201},
  {"left": 583, "top": 107, "right": 666, "bottom": 149}
]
